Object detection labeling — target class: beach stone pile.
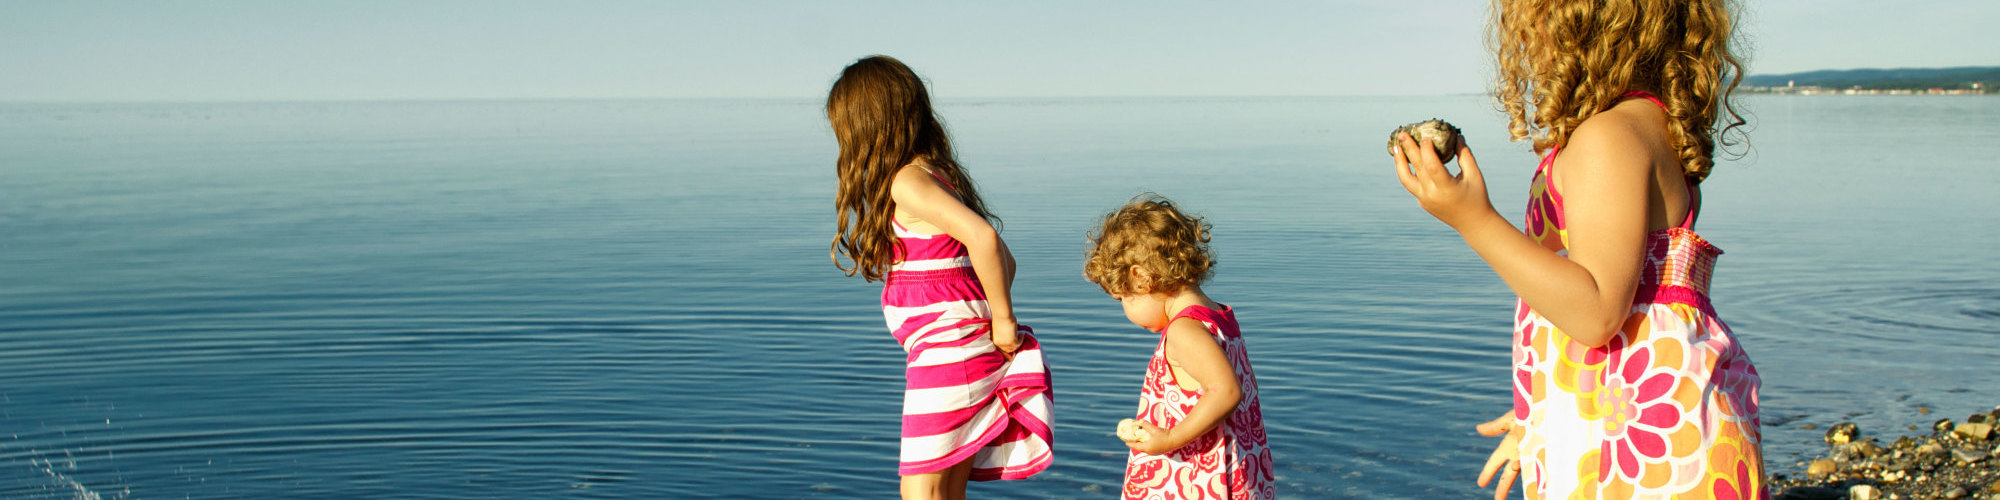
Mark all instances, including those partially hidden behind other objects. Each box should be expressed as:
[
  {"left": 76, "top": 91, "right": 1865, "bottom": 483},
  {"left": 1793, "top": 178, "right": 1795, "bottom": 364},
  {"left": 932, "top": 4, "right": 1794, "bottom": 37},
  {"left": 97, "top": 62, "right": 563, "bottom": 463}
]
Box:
[{"left": 1774, "top": 405, "right": 2000, "bottom": 500}]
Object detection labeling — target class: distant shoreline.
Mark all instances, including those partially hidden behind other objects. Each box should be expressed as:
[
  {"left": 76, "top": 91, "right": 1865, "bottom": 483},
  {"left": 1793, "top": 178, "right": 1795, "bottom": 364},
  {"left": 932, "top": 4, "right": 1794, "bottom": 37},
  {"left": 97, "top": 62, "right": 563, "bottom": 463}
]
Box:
[
  {"left": 1743, "top": 85, "right": 1991, "bottom": 96},
  {"left": 1743, "top": 66, "right": 1998, "bottom": 96}
]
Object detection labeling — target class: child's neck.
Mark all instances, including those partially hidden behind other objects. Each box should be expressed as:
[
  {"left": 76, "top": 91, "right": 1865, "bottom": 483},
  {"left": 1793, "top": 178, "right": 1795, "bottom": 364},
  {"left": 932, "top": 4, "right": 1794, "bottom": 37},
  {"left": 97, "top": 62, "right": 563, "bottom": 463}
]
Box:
[{"left": 1161, "top": 285, "right": 1221, "bottom": 320}]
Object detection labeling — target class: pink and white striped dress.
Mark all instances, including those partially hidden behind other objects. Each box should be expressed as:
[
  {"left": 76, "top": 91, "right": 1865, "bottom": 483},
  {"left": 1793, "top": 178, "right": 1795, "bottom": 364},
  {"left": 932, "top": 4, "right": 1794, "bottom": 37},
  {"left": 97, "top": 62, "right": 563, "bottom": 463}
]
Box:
[{"left": 881, "top": 214, "right": 1054, "bottom": 480}]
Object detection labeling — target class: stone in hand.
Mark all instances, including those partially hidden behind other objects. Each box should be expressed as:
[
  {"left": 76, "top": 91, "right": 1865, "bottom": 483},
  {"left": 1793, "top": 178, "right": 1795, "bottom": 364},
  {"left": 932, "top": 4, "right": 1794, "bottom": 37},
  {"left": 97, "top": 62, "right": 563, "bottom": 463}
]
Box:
[
  {"left": 1117, "top": 418, "right": 1152, "bottom": 443},
  {"left": 1388, "top": 119, "right": 1464, "bottom": 163}
]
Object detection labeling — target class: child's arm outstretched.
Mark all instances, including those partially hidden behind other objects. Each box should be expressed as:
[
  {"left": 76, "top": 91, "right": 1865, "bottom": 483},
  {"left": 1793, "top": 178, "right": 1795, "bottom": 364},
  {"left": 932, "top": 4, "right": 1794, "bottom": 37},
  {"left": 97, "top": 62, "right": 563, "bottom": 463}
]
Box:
[
  {"left": 1391, "top": 120, "right": 1655, "bottom": 348},
  {"left": 1126, "top": 316, "right": 1241, "bottom": 455},
  {"left": 889, "top": 166, "right": 1023, "bottom": 354}
]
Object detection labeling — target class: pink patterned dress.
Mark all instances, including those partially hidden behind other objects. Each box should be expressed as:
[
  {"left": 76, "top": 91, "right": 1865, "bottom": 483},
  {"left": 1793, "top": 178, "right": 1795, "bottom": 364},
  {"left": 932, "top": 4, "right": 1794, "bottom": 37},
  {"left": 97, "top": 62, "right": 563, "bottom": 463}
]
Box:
[
  {"left": 1123, "top": 304, "right": 1273, "bottom": 500},
  {"left": 879, "top": 176, "right": 1053, "bottom": 480},
  {"left": 1511, "top": 92, "right": 1767, "bottom": 499}
]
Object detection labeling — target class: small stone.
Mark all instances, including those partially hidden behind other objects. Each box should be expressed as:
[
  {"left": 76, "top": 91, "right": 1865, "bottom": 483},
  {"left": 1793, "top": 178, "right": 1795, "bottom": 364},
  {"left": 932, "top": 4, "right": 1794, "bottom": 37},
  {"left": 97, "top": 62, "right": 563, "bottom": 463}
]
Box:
[
  {"left": 1920, "top": 442, "right": 1948, "bottom": 456},
  {"left": 1957, "top": 421, "right": 1995, "bottom": 440},
  {"left": 1946, "top": 486, "right": 1969, "bottom": 499},
  {"left": 1953, "top": 447, "right": 1988, "bottom": 464},
  {"left": 1896, "top": 436, "right": 1918, "bottom": 450},
  {"left": 1851, "top": 484, "right": 1881, "bottom": 500},
  {"left": 1387, "top": 119, "right": 1464, "bottom": 163},
  {"left": 1971, "top": 413, "right": 1996, "bottom": 425},
  {"left": 1804, "top": 424, "right": 1820, "bottom": 430},
  {"left": 1808, "top": 458, "right": 1838, "bottom": 478},
  {"left": 1843, "top": 441, "right": 1886, "bottom": 460},
  {"left": 1922, "top": 406, "right": 1934, "bottom": 415},
  {"left": 1937, "top": 419, "right": 1958, "bottom": 433},
  {"left": 1984, "top": 479, "right": 2000, "bottom": 493},
  {"left": 1829, "top": 422, "right": 1861, "bottom": 444},
  {"left": 1116, "top": 418, "right": 1152, "bottom": 443}
]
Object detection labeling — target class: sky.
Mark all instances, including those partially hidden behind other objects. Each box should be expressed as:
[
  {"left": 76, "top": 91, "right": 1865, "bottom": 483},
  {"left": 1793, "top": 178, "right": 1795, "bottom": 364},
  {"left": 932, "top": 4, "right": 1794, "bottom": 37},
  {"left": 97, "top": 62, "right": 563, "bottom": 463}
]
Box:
[{"left": 1, "top": 0, "right": 1994, "bottom": 102}]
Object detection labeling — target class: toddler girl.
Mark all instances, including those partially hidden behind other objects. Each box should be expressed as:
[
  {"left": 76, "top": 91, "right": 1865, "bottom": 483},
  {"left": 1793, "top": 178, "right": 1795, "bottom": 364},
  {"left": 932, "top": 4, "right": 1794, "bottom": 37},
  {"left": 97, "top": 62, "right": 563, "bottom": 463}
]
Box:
[{"left": 1083, "top": 194, "right": 1273, "bottom": 500}]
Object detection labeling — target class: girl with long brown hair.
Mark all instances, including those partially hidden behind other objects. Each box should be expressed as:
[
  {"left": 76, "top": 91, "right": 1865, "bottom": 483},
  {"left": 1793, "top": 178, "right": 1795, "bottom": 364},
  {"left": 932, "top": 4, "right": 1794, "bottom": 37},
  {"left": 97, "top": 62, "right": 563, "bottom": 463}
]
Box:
[
  {"left": 1389, "top": 0, "right": 1764, "bottom": 498},
  {"left": 827, "top": 55, "right": 1053, "bottom": 499}
]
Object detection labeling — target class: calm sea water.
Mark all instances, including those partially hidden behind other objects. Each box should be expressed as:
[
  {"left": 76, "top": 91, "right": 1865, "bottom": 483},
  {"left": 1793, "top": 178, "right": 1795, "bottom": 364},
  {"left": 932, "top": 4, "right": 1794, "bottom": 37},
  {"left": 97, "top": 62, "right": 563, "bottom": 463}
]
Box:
[{"left": 2, "top": 96, "right": 1996, "bottom": 499}]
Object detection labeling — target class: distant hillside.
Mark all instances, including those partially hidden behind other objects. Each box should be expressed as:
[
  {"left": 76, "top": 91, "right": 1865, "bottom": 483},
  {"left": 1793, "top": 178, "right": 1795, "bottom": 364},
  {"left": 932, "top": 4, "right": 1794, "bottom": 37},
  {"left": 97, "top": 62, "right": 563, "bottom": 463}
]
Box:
[{"left": 1744, "top": 66, "right": 2000, "bottom": 90}]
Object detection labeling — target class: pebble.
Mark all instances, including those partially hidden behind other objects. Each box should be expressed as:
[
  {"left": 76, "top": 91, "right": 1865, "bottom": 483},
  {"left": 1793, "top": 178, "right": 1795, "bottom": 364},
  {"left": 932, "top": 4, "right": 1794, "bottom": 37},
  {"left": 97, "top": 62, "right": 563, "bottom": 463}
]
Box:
[
  {"left": 1829, "top": 422, "right": 1861, "bottom": 444},
  {"left": 1937, "top": 419, "right": 1958, "bottom": 433},
  {"left": 1807, "top": 459, "right": 1838, "bottom": 478},
  {"left": 1946, "top": 486, "right": 1968, "bottom": 499},
  {"left": 1958, "top": 420, "right": 1996, "bottom": 440},
  {"left": 1852, "top": 484, "right": 1881, "bottom": 500},
  {"left": 1952, "top": 447, "right": 1988, "bottom": 464}
]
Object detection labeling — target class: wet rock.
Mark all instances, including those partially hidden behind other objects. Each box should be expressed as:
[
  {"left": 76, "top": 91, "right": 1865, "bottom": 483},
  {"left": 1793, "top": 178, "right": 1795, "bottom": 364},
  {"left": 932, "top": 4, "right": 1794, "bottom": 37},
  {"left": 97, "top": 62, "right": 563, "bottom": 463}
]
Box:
[
  {"left": 1951, "top": 447, "right": 1987, "bottom": 464},
  {"left": 1808, "top": 459, "right": 1839, "bottom": 478},
  {"left": 1804, "top": 423, "right": 1820, "bottom": 430},
  {"left": 1937, "top": 419, "right": 1958, "bottom": 433},
  {"left": 1945, "top": 486, "right": 1969, "bottom": 499},
  {"left": 1957, "top": 415, "right": 1995, "bottom": 440},
  {"left": 1830, "top": 422, "right": 1862, "bottom": 444},
  {"left": 1851, "top": 484, "right": 1882, "bottom": 500},
  {"left": 1897, "top": 436, "right": 1919, "bottom": 450},
  {"left": 1838, "top": 441, "right": 1888, "bottom": 461}
]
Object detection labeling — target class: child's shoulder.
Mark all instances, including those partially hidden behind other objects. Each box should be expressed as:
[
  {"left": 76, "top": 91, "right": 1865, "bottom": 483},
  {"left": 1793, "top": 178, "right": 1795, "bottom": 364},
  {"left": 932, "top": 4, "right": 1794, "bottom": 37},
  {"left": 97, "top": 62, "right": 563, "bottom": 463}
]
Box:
[
  {"left": 887, "top": 162, "right": 949, "bottom": 200},
  {"left": 1554, "top": 103, "right": 1669, "bottom": 178}
]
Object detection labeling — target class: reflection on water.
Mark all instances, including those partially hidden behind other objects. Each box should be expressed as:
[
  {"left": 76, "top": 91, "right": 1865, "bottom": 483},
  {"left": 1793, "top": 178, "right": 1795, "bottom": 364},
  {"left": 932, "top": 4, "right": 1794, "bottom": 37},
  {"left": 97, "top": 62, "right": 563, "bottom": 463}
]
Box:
[{"left": 2, "top": 96, "right": 1996, "bottom": 498}]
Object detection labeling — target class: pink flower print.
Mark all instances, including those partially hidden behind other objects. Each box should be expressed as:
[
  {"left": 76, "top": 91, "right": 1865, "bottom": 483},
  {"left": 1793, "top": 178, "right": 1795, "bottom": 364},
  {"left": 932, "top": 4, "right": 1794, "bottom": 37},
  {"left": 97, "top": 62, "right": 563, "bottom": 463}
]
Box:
[{"left": 1596, "top": 343, "right": 1686, "bottom": 481}]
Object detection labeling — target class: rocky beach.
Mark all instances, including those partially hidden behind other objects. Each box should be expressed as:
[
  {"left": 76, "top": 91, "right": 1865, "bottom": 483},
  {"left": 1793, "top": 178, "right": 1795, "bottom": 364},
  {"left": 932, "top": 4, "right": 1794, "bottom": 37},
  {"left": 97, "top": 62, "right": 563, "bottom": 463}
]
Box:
[{"left": 1774, "top": 406, "right": 2000, "bottom": 500}]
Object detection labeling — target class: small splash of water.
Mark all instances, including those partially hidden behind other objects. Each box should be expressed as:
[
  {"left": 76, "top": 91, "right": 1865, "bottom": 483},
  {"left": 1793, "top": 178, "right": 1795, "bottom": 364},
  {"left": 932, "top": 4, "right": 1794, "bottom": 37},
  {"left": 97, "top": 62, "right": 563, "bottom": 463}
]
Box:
[{"left": 29, "top": 454, "right": 125, "bottom": 500}]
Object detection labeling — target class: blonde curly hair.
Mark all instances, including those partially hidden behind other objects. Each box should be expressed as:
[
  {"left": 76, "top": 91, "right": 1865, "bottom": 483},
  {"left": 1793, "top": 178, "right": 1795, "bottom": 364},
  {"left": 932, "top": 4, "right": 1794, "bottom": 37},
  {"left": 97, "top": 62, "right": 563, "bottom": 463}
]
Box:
[
  {"left": 1491, "top": 0, "right": 1750, "bottom": 183},
  {"left": 1083, "top": 194, "right": 1214, "bottom": 296}
]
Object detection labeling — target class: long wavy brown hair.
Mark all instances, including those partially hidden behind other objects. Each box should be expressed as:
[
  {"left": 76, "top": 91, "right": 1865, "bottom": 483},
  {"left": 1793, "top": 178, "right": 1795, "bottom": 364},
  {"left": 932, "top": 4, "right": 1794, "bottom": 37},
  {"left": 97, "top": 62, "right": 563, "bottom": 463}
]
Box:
[
  {"left": 827, "top": 55, "right": 998, "bottom": 282},
  {"left": 1491, "top": 0, "right": 1749, "bottom": 183}
]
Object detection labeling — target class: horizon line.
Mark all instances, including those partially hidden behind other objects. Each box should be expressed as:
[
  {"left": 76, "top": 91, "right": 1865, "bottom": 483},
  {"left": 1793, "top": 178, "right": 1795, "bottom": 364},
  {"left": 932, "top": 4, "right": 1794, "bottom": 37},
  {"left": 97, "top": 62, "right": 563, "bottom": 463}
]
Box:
[{"left": 0, "top": 93, "right": 1502, "bottom": 106}]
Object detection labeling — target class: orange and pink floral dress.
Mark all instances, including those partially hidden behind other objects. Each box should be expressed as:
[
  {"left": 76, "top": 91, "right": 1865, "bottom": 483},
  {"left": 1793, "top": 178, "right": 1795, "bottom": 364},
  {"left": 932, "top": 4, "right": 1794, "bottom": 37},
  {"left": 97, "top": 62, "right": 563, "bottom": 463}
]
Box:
[
  {"left": 1123, "top": 304, "right": 1274, "bottom": 500},
  {"left": 1511, "top": 92, "right": 1767, "bottom": 500}
]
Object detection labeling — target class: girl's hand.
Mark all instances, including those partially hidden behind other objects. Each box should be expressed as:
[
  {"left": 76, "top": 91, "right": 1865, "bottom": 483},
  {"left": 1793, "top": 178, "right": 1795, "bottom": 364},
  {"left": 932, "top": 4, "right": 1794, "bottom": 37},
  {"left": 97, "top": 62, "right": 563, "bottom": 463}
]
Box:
[
  {"left": 1475, "top": 412, "right": 1524, "bottom": 500},
  {"left": 1392, "top": 133, "right": 1495, "bottom": 229},
  {"left": 989, "top": 317, "right": 1021, "bottom": 359},
  {"left": 1122, "top": 420, "right": 1174, "bottom": 455}
]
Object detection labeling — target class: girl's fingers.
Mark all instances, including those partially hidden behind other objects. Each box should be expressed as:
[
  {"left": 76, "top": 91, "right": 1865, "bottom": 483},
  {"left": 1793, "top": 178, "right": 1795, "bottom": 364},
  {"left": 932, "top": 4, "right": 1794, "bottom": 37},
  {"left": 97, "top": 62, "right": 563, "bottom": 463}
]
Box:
[
  {"left": 1406, "top": 136, "right": 1453, "bottom": 186},
  {"left": 1392, "top": 134, "right": 1422, "bottom": 193},
  {"left": 1477, "top": 453, "right": 1505, "bottom": 487},
  {"left": 1458, "top": 143, "right": 1484, "bottom": 186},
  {"left": 1492, "top": 463, "right": 1519, "bottom": 500},
  {"left": 1475, "top": 415, "right": 1512, "bottom": 436}
]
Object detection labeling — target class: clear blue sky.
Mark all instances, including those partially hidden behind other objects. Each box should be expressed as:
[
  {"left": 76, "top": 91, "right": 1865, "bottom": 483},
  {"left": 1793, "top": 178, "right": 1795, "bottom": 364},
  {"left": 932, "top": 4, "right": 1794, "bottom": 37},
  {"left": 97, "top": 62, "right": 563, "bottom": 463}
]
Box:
[{"left": 2, "top": 0, "right": 1994, "bottom": 102}]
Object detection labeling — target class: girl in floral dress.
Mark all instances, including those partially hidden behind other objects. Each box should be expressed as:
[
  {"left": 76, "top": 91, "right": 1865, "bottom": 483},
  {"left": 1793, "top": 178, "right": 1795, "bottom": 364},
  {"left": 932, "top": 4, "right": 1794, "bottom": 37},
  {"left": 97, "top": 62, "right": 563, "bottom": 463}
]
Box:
[
  {"left": 1084, "top": 195, "right": 1274, "bottom": 500},
  {"left": 1388, "top": 0, "right": 1766, "bottom": 498}
]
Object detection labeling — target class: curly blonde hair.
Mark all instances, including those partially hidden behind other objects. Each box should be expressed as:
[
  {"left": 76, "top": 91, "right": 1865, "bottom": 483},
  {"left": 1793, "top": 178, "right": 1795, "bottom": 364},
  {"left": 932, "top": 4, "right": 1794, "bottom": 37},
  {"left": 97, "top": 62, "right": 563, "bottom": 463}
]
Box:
[
  {"left": 1491, "top": 0, "right": 1749, "bottom": 183},
  {"left": 1083, "top": 194, "right": 1214, "bottom": 296},
  {"left": 827, "top": 55, "right": 998, "bottom": 282}
]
